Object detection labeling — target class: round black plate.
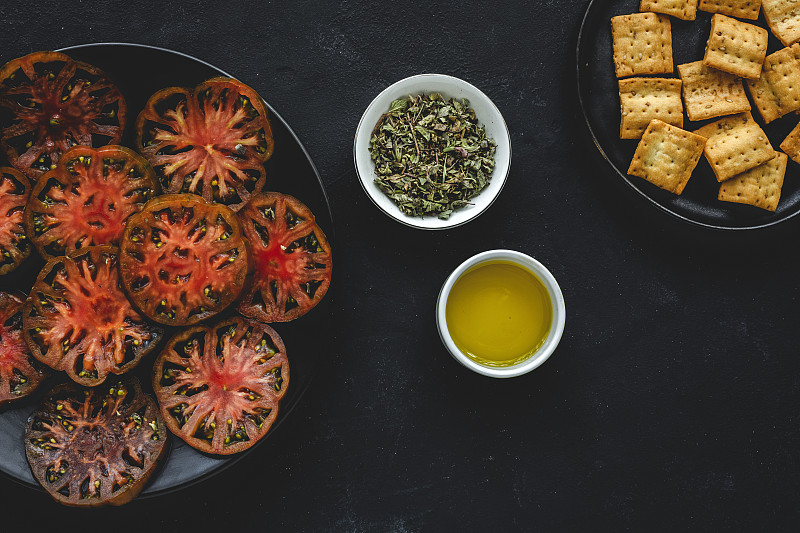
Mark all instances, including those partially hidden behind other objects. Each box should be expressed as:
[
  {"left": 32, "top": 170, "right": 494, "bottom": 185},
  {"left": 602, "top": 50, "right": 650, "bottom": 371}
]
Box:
[
  {"left": 0, "top": 43, "right": 333, "bottom": 497},
  {"left": 577, "top": 0, "right": 800, "bottom": 230}
]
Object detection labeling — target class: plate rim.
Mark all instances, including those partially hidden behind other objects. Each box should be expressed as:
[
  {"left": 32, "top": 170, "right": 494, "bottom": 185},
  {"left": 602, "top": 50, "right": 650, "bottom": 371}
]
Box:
[
  {"left": 0, "top": 41, "right": 332, "bottom": 499},
  {"left": 575, "top": 0, "right": 800, "bottom": 232}
]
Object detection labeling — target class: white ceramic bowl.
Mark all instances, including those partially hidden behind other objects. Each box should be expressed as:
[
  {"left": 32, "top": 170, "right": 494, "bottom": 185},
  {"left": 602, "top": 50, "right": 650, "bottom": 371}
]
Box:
[
  {"left": 436, "top": 250, "right": 566, "bottom": 378},
  {"left": 353, "top": 74, "right": 511, "bottom": 230}
]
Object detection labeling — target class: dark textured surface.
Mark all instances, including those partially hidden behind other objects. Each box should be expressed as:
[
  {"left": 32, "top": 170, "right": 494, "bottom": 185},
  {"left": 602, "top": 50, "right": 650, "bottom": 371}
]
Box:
[{"left": 2, "top": 0, "right": 800, "bottom": 530}]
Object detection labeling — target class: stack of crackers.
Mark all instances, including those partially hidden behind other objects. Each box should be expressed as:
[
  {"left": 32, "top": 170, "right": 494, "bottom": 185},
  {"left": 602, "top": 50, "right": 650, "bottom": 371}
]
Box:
[{"left": 612, "top": 0, "right": 800, "bottom": 212}]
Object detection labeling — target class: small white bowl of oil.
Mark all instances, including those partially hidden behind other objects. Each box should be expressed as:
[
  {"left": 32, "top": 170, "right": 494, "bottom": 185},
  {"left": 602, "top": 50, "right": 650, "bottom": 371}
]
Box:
[{"left": 436, "top": 250, "right": 566, "bottom": 378}]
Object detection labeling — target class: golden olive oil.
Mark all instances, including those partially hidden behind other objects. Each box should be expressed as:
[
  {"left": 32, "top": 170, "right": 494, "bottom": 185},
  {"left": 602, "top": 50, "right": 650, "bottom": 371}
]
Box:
[{"left": 445, "top": 261, "right": 552, "bottom": 367}]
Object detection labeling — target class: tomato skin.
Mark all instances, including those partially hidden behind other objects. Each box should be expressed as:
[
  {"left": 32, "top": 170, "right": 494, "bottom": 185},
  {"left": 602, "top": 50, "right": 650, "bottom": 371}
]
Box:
[
  {"left": 0, "top": 51, "right": 126, "bottom": 182},
  {"left": 25, "top": 377, "right": 167, "bottom": 507},
  {"left": 119, "top": 194, "right": 250, "bottom": 326},
  {"left": 152, "top": 316, "right": 289, "bottom": 455},
  {"left": 0, "top": 167, "right": 32, "bottom": 275},
  {"left": 23, "top": 245, "right": 163, "bottom": 387},
  {"left": 237, "top": 192, "right": 332, "bottom": 323},
  {"left": 0, "top": 290, "right": 47, "bottom": 407},
  {"left": 25, "top": 145, "right": 160, "bottom": 261},
  {"left": 135, "top": 77, "right": 273, "bottom": 211}
]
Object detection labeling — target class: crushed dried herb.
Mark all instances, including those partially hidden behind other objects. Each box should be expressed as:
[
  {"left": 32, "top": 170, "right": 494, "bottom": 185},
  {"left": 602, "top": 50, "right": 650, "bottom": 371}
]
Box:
[{"left": 369, "top": 93, "right": 496, "bottom": 220}]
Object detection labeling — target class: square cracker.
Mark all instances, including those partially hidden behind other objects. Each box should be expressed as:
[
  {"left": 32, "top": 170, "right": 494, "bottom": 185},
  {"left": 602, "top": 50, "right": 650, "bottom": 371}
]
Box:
[
  {"left": 641, "top": 0, "right": 699, "bottom": 20},
  {"left": 746, "top": 44, "right": 800, "bottom": 123},
  {"left": 611, "top": 13, "right": 673, "bottom": 78},
  {"left": 718, "top": 152, "right": 787, "bottom": 211},
  {"left": 779, "top": 119, "right": 800, "bottom": 163},
  {"left": 698, "top": 0, "right": 761, "bottom": 20},
  {"left": 763, "top": 0, "right": 800, "bottom": 47},
  {"left": 627, "top": 119, "right": 707, "bottom": 194},
  {"left": 703, "top": 14, "right": 769, "bottom": 79},
  {"left": 619, "top": 78, "right": 683, "bottom": 139},
  {"left": 677, "top": 61, "right": 750, "bottom": 121},
  {"left": 694, "top": 112, "right": 776, "bottom": 181}
]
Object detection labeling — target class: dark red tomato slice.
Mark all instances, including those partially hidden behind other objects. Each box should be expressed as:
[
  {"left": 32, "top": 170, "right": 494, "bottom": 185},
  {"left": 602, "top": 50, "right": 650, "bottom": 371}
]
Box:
[
  {"left": 237, "top": 192, "right": 332, "bottom": 322},
  {"left": 0, "top": 51, "right": 126, "bottom": 181},
  {"left": 23, "top": 246, "right": 163, "bottom": 387},
  {"left": 25, "top": 145, "right": 160, "bottom": 260},
  {"left": 0, "top": 167, "right": 32, "bottom": 274},
  {"left": 0, "top": 291, "right": 47, "bottom": 407},
  {"left": 25, "top": 377, "right": 167, "bottom": 507},
  {"left": 153, "top": 316, "right": 288, "bottom": 455},
  {"left": 135, "top": 77, "right": 273, "bottom": 211},
  {"left": 119, "top": 194, "right": 250, "bottom": 326}
]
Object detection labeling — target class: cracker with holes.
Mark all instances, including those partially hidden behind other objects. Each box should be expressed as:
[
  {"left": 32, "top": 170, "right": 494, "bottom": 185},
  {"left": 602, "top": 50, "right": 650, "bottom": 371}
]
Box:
[
  {"left": 703, "top": 14, "right": 768, "bottom": 79},
  {"left": 627, "top": 119, "right": 707, "bottom": 194},
  {"left": 745, "top": 44, "right": 800, "bottom": 123},
  {"left": 677, "top": 61, "right": 750, "bottom": 121},
  {"left": 698, "top": 0, "right": 762, "bottom": 20},
  {"left": 763, "top": 0, "right": 800, "bottom": 47},
  {"left": 641, "top": 0, "right": 699, "bottom": 20},
  {"left": 779, "top": 119, "right": 800, "bottom": 163},
  {"left": 611, "top": 13, "right": 673, "bottom": 78},
  {"left": 619, "top": 78, "right": 683, "bottom": 139},
  {"left": 694, "top": 112, "right": 776, "bottom": 181},
  {"left": 718, "top": 152, "right": 787, "bottom": 211}
]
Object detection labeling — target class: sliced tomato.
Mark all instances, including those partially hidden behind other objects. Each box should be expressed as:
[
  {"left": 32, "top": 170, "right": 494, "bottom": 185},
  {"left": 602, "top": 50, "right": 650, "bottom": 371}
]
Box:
[
  {"left": 23, "top": 246, "right": 163, "bottom": 387},
  {"left": 25, "top": 377, "right": 167, "bottom": 507},
  {"left": 119, "top": 194, "right": 250, "bottom": 326},
  {"left": 0, "top": 167, "right": 32, "bottom": 274},
  {"left": 237, "top": 192, "right": 332, "bottom": 322},
  {"left": 153, "top": 316, "right": 288, "bottom": 455},
  {"left": 135, "top": 77, "right": 273, "bottom": 211},
  {"left": 0, "top": 51, "right": 126, "bottom": 181},
  {"left": 0, "top": 291, "right": 47, "bottom": 407},
  {"left": 25, "top": 145, "right": 159, "bottom": 260}
]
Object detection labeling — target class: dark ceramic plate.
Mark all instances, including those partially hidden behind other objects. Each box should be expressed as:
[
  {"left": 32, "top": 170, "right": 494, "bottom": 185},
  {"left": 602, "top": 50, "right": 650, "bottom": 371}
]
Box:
[
  {"left": 0, "top": 43, "right": 333, "bottom": 497},
  {"left": 577, "top": 0, "right": 800, "bottom": 230}
]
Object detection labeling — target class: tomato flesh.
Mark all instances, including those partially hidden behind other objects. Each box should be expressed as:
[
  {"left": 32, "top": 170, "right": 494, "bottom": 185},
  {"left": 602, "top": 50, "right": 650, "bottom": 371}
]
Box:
[
  {"left": 26, "top": 145, "right": 159, "bottom": 260},
  {"left": 0, "top": 291, "right": 47, "bottom": 406},
  {"left": 23, "top": 246, "right": 162, "bottom": 387},
  {"left": 0, "top": 51, "right": 126, "bottom": 181},
  {"left": 0, "top": 167, "right": 31, "bottom": 274},
  {"left": 136, "top": 77, "right": 273, "bottom": 211},
  {"left": 153, "top": 317, "right": 289, "bottom": 455},
  {"left": 120, "top": 194, "right": 249, "bottom": 326},
  {"left": 25, "top": 378, "right": 166, "bottom": 507},
  {"left": 238, "top": 192, "right": 332, "bottom": 322},
  {"left": 0, "top": 178, "right": 24, "bottom": 249}
]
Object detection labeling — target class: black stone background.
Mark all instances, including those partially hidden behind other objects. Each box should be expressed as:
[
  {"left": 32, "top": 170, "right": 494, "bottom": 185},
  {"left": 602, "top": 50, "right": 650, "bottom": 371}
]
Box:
[{"left": 1, "top": 0, "right": 800, "bottom": 531}]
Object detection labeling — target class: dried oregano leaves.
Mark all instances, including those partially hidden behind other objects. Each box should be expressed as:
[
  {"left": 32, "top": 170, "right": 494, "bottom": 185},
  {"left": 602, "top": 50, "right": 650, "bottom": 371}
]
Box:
[{"left": 369, "top": 93, "right": 497, "bottom": 219}]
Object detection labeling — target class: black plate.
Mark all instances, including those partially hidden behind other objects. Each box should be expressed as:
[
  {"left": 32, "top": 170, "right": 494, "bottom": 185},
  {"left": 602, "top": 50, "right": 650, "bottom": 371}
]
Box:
[
  {"left": 0, "top": 43, "right": 333, "bottom": 497},
  {"left": 577, "top": 0, "right": 800, "bottom": 230}
]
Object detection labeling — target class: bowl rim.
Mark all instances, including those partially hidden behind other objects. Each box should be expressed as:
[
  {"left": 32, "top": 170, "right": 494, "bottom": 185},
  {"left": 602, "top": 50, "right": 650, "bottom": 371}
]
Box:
[
  {"left": 435, "top": 249, "right": 566, "bottom": 378},
  {"left": 353, "top": 73, "right": 512, "bottom": 230}
]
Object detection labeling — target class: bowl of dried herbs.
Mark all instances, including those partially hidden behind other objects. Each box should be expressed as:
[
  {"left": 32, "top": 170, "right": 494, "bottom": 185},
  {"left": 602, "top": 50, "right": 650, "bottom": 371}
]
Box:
[{"left": 354, "top": 74, "right": 511, "bottom": 229}]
